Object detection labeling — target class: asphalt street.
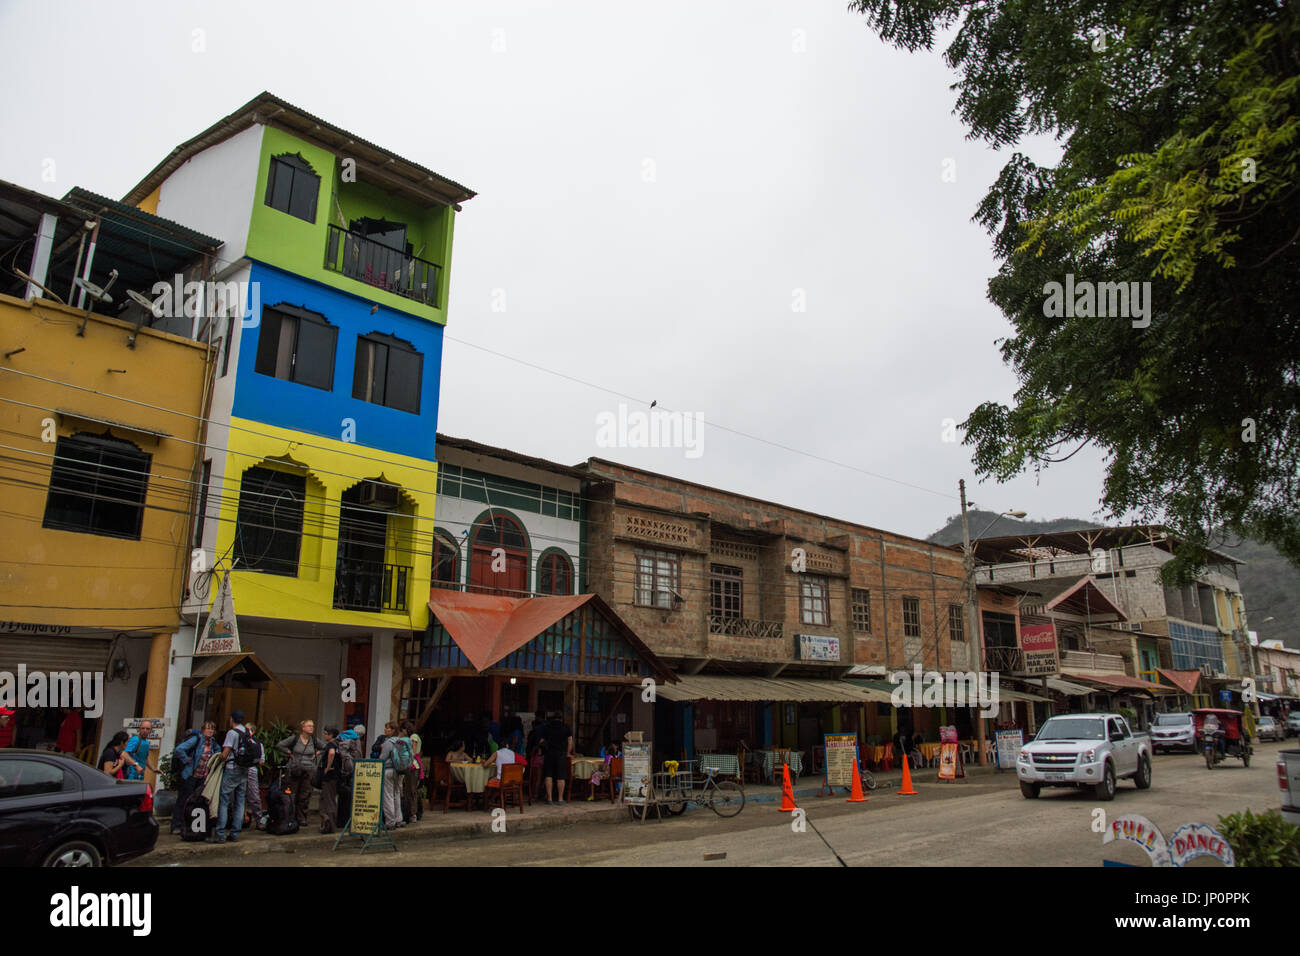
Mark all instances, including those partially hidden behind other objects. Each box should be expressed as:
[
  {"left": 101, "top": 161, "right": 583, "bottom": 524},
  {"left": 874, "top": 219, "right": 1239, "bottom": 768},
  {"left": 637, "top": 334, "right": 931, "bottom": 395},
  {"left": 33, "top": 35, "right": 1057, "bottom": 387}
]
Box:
[{"left": 140, "top": 741, "right": 1292, "bottom": 867}]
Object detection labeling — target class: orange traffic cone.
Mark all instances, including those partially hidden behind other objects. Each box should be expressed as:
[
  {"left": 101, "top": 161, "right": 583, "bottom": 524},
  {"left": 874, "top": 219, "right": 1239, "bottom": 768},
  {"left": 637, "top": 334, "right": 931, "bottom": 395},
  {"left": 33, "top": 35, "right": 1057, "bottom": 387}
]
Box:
[
  {"left": 778, "top": 763, "right": 798, "bottom": 812},
  {"left": 897, "top": 754, "right": 918, "bottom": 796},
  {"left": 846, "top": 759, "right": 868, "bottom": 803}
]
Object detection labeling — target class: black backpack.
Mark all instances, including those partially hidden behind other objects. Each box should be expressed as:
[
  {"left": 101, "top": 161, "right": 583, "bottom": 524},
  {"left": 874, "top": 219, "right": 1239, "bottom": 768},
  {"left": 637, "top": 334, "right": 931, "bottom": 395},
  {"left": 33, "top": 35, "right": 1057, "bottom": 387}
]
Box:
[
  {"left": 265, "top": 780, "right": 298, "bottom": 835},
  {"left": 233, "top": 728, "right": 259, "bottom": 768},
  {"left": 180, "top": 790, "right": 213, "bottom": 842}
]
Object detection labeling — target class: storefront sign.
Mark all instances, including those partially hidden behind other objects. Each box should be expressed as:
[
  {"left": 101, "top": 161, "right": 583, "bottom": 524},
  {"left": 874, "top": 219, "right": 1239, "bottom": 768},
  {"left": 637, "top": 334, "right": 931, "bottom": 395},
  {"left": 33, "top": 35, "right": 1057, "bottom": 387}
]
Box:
[
  {"left": 823, "top": 733, "right": 858, "bottom": 788},
  {"left": 122, "top": 718, "right": 165, "bottom": 740},
  {"left": 995, "top": 728, "right": 1024, "bottom": 769},
  {"left": 622, "top": 741, "right": 652, "bottom": 805},
  {"left": 1020, "top": 624, "right": 1059, "bottom": 676},
  {"left": 196, "top": 574, "right": 240, "bottom": 656},
  {"left": 798, "top": 634, "right": 840, "bottom": 662}
]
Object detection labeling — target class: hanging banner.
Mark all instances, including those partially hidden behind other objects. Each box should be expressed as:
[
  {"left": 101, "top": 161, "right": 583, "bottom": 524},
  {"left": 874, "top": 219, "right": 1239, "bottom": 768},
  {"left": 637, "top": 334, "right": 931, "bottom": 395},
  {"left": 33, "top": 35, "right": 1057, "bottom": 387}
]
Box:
[
  {"left": 823, "top": 733, "right": 858, "bottom": 788},
  {"left": 196, "top": 574, "right": 241, "bottom": 656}
]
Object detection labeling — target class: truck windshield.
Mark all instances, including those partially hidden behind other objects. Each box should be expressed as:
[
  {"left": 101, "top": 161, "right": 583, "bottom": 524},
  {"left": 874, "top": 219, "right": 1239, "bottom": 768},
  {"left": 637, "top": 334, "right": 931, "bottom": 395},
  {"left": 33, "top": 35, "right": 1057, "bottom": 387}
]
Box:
[
  {"left": 1155, "top": 714, "right": 1192, "bottom": 726},
  {"left": 1035, "top": 718, "right": 1105, "bottom": 741}
]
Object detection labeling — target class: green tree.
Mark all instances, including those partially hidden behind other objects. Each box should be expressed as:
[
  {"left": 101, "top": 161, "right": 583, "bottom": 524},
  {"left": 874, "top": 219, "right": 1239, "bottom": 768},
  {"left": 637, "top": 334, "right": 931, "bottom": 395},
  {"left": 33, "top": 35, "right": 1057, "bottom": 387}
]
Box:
[{"left": 850, "top": 1, "right": 1300, "bottom": 578}]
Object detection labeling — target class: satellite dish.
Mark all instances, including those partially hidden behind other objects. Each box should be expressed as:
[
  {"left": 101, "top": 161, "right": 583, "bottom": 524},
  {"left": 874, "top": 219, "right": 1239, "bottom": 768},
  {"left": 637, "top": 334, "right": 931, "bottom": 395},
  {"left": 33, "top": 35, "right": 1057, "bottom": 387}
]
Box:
[
  {"left": 74, "top": 276, "right": 113, "bottom": 304},
  {"left": 127, "top": 289, "right": 159, "bottom": 315}
]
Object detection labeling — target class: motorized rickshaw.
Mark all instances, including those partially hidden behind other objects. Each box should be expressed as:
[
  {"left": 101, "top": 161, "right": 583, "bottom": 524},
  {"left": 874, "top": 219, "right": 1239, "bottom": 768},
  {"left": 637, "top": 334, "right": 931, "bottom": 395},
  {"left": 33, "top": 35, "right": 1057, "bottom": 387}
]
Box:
[{"left": 1192, "top": 708, "right": 1252, "bottom": 769}]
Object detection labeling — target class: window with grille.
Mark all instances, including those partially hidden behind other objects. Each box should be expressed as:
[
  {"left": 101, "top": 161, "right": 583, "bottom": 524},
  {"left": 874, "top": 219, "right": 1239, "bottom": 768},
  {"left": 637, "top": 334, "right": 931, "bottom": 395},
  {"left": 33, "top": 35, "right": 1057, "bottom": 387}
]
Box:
[
  {"left": 635, "top": 549, "right": 680, "bottom": 608},
  {"left": 264, "top": 153, "right": 319, "bottom": 222},
  {"left": 254, "top": 304, "right": 336, "bottom": 391},
  {"left": 801, "top": 575, "right": 830, "bottom": 626},
  {"left": 710, "top": 564, "right": 743, "bottom": 619},
  {"left": 233, "top": 466, "right": 306, "bottom": 576},
  {"left": 902, "top": 596, "right": 921, "bottom": 638},
  {"left": 431, "top": 532, "right": 460, "bottom": 589},
  {"left": 851, "top": 588, "right": 871, "bottom": 632},
  {"left": 948, "top": 604, "right": 965, "bottom": 642},
  {"left": 42, "top": 433, "right": 151, "bottom": 540}
]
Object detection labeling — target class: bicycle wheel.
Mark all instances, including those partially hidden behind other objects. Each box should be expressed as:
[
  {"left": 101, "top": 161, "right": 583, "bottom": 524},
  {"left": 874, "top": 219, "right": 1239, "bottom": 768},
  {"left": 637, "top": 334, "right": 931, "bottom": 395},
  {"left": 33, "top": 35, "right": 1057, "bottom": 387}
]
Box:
[
  {"left": 707, "top": 779, "right": 745, "bottom": 817},
  {"left": 861, "top": 770, "right": 877, "bottom": 791}
]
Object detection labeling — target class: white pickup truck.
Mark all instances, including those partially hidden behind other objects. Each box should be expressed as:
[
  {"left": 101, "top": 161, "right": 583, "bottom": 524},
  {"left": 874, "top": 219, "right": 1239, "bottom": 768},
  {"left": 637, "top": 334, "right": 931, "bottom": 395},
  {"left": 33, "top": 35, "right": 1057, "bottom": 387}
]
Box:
[{"left": 1017, "top": 713, "right": 1153, "bottom": 801}]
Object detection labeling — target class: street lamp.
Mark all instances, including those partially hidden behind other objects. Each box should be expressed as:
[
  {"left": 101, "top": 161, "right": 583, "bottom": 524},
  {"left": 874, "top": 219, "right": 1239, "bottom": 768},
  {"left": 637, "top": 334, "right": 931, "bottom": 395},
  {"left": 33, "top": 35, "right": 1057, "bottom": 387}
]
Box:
[{"left": 959, "top": 479, "right": 1025, "bottom": 765}]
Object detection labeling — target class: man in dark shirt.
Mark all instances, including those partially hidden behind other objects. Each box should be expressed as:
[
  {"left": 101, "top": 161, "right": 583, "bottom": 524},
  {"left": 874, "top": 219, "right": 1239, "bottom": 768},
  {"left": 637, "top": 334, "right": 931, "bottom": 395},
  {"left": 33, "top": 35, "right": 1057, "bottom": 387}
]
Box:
[{"left": 541, "top": 713, "right": 574, "bottom": 805}]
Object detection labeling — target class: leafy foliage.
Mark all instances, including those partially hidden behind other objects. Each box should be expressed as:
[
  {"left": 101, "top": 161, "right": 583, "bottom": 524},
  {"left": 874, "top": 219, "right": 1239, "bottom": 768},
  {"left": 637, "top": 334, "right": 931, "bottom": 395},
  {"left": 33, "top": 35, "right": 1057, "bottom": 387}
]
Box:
[
  {"left": 851, "top": 1, "right": 1300, "bottom": 581},
  {"left": 1216, "top": 808, "right": 1300, "bottom": 866}
]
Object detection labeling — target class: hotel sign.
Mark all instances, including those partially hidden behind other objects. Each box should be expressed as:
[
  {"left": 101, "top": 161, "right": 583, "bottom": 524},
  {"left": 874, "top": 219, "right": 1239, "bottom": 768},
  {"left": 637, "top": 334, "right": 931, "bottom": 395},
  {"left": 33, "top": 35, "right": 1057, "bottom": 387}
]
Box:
[{"left": 798, "top": 634, "right": 840, "bottom": 662}]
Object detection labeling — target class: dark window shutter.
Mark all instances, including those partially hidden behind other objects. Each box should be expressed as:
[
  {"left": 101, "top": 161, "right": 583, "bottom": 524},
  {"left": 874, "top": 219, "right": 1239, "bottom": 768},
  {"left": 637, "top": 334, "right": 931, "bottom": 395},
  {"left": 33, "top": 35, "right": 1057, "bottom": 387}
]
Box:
[
  {"left": 254, "top": 308, "right": 283, "bottom": 377},
  {"left": 385, "top": 346, "right": 421, "bottom": 413},
  {"left": 294, "top": 319, "right": 336, "bottom": 390}
]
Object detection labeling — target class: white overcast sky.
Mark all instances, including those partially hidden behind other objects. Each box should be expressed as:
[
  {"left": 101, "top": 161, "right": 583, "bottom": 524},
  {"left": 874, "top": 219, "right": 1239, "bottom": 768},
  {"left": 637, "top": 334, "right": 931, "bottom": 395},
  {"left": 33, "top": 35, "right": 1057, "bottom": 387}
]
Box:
[{"left": 0, "top": 0, "right": 1118, "bottom": 541}]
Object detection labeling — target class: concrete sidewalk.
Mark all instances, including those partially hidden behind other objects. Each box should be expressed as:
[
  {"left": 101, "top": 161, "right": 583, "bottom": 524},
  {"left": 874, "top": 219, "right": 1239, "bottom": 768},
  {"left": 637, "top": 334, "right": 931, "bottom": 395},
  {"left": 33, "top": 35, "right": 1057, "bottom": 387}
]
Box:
[{"left": 147, "top": 762, "right": 1011, "bottom": 862}]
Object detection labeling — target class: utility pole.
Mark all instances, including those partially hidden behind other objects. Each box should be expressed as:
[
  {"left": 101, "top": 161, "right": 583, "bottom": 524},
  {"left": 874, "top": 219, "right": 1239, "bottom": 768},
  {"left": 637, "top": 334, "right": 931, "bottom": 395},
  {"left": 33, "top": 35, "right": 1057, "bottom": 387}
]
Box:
[{"left": 960, "top": 479, "right": 988, "bottom": 767}]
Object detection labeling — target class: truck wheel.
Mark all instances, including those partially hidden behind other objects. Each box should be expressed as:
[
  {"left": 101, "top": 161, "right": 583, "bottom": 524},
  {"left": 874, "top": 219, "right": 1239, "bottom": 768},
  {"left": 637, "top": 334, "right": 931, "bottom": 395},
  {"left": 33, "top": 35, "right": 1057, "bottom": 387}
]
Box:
[
  {"left": 1134, "top": 755, "right": 1151, "bottom": 790},
  {"left": 1019, "top": 782, "right": 1040, "bottom": 799},
  {"left": 1093, "top": 762, "right": 1116, "bottom": 801}
]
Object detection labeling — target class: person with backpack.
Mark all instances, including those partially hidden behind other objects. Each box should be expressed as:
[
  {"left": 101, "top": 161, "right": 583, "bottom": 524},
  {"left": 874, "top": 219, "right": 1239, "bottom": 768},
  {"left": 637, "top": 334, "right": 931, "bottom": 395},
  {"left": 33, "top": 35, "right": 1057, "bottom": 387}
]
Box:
[
  {"left": 318, "top": 726, "right": 342, "bottom": 834},
  {"left": 335, "top": 724, "right": 362, "bottom": 829},
  {"left": 379, "top": 726, "right": 411, "bottom": 829},
  {"left": 242, "top": 720, "right": 268, "bottom": 829},
  {"left": 211, "top": 710, "right": 257, "bottom": 843},
  {"left": 276, "top": 719, "right": 324, "bottom": 828},
  {"left": 399, "top": 719, "right": 422, "bottom": 824},
  {"left": 171, "top": 721, "right": 219, "bottom": 836}
]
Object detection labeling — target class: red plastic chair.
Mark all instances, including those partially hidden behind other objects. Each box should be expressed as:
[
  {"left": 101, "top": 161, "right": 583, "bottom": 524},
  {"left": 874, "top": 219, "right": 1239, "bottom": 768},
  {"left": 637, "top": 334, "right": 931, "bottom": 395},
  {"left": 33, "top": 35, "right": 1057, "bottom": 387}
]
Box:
[{"left": 879, "top": 742, "right": 894, "bottom": 773}]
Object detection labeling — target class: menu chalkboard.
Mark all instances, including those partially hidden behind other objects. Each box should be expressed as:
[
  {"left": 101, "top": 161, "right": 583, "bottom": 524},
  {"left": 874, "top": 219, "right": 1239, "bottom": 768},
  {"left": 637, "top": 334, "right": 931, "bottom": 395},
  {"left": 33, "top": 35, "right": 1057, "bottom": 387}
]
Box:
[
  {"left": 332, "top": 759, "right": 394, "bottom": 852},
  {"left": 824, "top": 733, "right": 859, "bottom": 788}
]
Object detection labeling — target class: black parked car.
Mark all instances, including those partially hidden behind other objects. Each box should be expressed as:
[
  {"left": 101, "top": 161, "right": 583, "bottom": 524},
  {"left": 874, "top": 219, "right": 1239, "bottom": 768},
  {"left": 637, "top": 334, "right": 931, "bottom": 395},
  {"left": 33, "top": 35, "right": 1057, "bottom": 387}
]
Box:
[{"left": 0, "top": 750, "right": 158, "bottom": 867}]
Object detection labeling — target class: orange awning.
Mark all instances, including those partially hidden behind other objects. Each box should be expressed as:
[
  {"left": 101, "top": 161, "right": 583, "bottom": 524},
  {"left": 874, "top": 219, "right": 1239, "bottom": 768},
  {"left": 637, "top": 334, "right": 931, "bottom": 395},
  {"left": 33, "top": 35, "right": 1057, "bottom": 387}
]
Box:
[
  {"left": 1158, "top": 669, "right": 1202, "bottom": 695},
  {"left": 425, "top": 590, "right": 672, "bottom": 681}
]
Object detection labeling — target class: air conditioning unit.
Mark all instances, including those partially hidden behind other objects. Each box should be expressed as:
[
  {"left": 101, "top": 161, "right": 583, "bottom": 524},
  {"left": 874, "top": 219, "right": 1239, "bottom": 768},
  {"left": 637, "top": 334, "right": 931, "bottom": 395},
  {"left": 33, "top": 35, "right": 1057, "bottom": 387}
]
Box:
[
  {"left": 358, "top": 482, "right": 401, "bottom": 510},
  {"left": 1199, "top": 663, "right": 1214, "bottom": 677}
]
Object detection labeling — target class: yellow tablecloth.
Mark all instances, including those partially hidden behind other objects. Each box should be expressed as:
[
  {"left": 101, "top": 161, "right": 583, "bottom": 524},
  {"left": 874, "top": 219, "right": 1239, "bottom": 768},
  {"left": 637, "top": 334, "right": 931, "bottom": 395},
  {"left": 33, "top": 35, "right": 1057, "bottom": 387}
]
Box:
[
  {"left": 919, "top": 742, "right": 941, "bottom": 763},
  {"left": 451, "top": 762, "right": 492, "bottom": 793}
]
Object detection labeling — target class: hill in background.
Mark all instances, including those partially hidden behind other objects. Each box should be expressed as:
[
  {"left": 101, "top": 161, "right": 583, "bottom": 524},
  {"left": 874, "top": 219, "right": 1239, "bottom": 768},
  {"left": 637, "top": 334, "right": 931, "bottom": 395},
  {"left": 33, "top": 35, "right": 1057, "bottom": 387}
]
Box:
[{"left": 926, "top": 512, "right": 1297, "bottom": 650}]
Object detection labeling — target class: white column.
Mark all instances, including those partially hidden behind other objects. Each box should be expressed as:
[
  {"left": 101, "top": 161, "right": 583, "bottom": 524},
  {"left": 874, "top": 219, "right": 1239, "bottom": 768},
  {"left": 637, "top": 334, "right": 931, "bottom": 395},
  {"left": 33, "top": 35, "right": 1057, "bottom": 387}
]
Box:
[{"left": 369, "top": 632, "right": 395, "bottom": 733}]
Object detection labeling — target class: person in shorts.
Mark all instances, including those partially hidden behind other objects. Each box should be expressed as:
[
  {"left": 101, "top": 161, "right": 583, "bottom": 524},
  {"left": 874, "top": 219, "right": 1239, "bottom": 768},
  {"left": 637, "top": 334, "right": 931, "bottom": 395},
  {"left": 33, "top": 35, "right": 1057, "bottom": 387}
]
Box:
[{"left": 540, "top": 713, "right": 573, "bottom": 806}]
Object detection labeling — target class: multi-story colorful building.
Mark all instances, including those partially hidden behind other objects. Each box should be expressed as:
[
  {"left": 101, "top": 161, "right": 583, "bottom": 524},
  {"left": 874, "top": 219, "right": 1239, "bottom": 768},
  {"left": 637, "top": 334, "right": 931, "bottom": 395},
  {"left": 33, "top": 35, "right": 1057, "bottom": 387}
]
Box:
[{"left": 116, "top": 94, "right": 475, "bottom": 752}]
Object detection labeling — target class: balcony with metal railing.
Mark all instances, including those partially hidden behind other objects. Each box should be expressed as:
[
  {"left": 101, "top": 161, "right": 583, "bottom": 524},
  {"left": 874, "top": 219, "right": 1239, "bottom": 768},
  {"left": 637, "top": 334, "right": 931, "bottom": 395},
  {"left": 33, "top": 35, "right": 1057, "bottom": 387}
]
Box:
[
  {"left": 983, "top": 645, "right": 1026, "bottom": 673},
  {"left": 324, "top": 224, "right": 441, "bottom": 307},
  {"left": 707, "top": 614, "right": 784, "bottom": 639},
  {"left": 333, "top": 561, "right": 411, "bottom": 612}
]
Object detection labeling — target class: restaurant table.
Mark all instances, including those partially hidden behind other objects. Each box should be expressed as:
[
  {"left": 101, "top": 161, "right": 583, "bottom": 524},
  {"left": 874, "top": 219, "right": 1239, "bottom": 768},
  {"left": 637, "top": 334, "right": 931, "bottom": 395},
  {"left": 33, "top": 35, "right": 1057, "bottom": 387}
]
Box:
[
  {"left": 919, "top": 742, "right": 941, "bottom": 766},
  {"left": 450, "top": 762, "right": 493, "bottom": 794},
  {"left": 572, "top": 756, "right": 604, "bottom": 779},
  {"left": 756, "top": 749, "right": 803, "bottom": 782},
  {"left": 697, "top": 753, "right": 740, "bottom": 778}
]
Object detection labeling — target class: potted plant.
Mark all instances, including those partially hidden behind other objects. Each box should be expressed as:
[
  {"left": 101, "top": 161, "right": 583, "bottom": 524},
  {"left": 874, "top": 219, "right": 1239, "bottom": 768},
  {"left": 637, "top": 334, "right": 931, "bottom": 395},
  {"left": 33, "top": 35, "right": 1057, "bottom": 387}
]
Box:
[{"left": 255, "top": 719, "right": 293, "bottom": 810}]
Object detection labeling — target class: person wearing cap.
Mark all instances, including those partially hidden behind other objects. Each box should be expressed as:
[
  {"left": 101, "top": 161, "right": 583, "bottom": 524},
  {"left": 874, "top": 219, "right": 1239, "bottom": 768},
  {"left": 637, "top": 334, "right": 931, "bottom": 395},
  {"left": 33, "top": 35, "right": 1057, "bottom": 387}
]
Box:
[
  {"left": 211, "top": 710, "right": 250, "bottom": 843},
  {"left": 0, "top": 708, "right": 16, "bottom": 748}
]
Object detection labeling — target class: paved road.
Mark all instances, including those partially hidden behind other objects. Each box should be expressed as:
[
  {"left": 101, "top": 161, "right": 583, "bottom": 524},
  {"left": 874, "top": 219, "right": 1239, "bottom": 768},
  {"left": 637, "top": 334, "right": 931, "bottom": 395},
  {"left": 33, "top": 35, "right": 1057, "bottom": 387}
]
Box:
[{"left": 143, "top": 742, "right": 1290, "bottom": 867}]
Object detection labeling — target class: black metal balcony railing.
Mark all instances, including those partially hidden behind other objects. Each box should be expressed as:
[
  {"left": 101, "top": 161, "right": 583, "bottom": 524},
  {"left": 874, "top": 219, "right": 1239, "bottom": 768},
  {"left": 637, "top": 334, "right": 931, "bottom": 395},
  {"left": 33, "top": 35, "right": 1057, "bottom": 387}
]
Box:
[
  {"left": 324, "top": 225, "right": 441, "bottom": 307},
  {"left": 708, "top": 614, "right": 784, "bottom": 639},
  {"left": 984, "top": 645, "right": 1025, "bottom": 673},
  {"left": 334, "top": 561, "right": 411, "bottom": 612}
]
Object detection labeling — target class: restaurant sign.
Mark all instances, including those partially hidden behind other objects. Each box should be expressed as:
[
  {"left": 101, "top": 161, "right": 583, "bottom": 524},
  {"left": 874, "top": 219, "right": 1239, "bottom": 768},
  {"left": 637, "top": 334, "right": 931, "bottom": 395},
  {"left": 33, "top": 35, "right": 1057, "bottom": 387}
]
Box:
[
  {"left": 797, "top": 635, "right": 840, "bottom": 662},
  {"left": 823, "top": 733, "right": 858, "bottom": 789},
  {"left": 622, "top": 741, "right": 653, "bottom": 805},
  {"left": 1019, "top": 623, "right": 1059, "bottom": 676},
  {"left": 332, "top": 759, "right": 394, "bottom": 854}
]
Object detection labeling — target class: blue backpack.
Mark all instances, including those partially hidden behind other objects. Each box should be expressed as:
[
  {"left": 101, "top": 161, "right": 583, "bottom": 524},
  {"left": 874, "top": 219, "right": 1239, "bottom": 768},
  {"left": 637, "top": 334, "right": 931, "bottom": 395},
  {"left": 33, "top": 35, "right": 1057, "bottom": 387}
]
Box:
[{"left": 388, "top": 736, "right": 414, "bottom": 774}]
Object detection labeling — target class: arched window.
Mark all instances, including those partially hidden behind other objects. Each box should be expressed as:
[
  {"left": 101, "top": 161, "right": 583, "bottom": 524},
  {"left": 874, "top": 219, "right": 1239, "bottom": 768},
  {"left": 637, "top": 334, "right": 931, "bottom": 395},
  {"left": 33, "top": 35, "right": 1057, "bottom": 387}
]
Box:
[
  {"left": 538, "top": 552, "right": 573, "bottom": 595},
  {"left": 431, "top": 531, "right": 460, "bottom": 590},
  {"left": 468, "top": 513, "right": 529, "bottom": 595}
]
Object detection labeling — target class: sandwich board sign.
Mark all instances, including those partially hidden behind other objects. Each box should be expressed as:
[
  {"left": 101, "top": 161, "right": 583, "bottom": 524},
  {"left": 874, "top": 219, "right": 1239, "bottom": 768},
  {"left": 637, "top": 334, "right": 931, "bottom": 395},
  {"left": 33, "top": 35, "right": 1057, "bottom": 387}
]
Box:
[
  {"left": 333, "top": 759, "right": 395, "bottom": 853},
  {"left": 822, "top": 733, "right": 859, "bottom": 792},
  {"left": 621, "top": 741, "right": 652, "bottom": 806}
]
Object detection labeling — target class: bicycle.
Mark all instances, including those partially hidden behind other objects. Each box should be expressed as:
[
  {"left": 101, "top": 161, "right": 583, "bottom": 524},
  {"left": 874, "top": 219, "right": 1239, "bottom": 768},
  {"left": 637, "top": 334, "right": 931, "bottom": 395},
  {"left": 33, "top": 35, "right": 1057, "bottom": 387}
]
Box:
[{"left": 657, "top": 762, "right": 746, "bottom": 818}]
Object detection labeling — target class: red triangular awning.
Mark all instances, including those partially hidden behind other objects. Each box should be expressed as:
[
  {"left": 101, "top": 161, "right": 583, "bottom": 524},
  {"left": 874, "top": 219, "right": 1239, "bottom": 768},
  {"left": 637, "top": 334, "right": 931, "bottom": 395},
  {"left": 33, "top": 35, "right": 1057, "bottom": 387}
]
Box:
[
  {"left": 426, "top": 591, "right": 588, "bottom": 671},
  {"left": 1158, "top": 668, "right": 1202, "bottom": 695},
  {"left": 425, "top": 590, "right": 673, "bottom": 681}
]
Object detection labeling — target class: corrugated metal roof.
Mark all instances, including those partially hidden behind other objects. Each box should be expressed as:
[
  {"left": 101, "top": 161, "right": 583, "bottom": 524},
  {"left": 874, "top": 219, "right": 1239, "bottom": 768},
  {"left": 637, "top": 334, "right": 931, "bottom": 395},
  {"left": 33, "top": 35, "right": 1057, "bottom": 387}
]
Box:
[{"left": 657, "top": 675, "right": 893, "bottom": 703}]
